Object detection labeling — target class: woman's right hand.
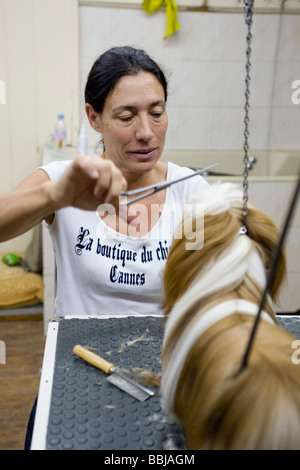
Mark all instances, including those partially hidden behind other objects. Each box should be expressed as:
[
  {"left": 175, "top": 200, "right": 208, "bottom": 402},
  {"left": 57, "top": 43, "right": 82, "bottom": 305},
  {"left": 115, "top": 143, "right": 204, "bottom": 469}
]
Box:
[
  {"left": 0, "top": 155, "right": 127, "bottom": 242},
  {"left": 50, "top": 155, "right": 127, "bottom": 211}
]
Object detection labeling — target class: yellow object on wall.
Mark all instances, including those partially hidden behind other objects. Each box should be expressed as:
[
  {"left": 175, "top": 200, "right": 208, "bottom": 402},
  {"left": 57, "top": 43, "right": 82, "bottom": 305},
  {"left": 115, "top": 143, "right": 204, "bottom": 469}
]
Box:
[{"left": 142, "top": 0, "right": 180, "bottom": 38}]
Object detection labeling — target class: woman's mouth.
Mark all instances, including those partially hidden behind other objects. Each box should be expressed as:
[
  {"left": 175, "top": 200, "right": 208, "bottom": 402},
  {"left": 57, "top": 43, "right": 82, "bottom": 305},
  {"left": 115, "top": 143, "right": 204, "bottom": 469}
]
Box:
[{"left": 130, "top": 148, "right": 157, "bottom": 158}]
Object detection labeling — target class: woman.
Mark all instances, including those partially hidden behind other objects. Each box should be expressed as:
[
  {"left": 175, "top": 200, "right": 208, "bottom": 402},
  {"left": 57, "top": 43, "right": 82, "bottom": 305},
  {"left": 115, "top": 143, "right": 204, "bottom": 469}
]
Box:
[{"left": 1, "top": 46, "right": 208, "bottom": 317}]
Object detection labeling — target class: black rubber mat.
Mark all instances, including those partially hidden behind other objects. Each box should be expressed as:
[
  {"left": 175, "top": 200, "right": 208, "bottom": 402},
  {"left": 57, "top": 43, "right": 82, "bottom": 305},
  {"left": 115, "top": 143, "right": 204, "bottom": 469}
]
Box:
[
  {"left": 46, "top": 316, "right": 185, "bottom": 450},
  {"left": 277, "top": 315, "right": 300, "bottom": 339},
  {"left": 45, "top": 315, "right": 300, "bottom": 450}
]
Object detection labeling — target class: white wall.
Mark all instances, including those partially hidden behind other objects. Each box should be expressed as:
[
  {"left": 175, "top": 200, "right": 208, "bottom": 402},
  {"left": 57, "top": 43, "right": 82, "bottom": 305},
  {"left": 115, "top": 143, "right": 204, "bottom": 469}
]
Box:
[{"left": 79, "top": 6, "right": 300, "bottom": 154}]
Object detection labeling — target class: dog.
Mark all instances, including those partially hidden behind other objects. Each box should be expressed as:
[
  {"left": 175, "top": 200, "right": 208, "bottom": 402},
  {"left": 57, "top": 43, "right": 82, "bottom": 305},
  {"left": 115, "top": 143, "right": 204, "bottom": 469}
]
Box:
[{"left": 161, "top": 182, "right": 300, "bottom": 450}]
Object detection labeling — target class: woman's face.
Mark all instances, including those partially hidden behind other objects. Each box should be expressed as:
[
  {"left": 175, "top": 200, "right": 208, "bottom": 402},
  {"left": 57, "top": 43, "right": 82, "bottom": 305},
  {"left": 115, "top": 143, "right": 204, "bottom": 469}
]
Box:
[{"left": 88, "top": 71, "right": 168, "bottom": 177}]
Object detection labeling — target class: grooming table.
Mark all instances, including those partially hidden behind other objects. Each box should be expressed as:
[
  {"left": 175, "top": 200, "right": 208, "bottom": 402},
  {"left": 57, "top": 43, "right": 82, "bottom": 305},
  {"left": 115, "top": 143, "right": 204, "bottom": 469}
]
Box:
[
  {"left": 31, "top": 314, "right": 300, "bottom": 450},
  {"left": 31, "top": 315, "right": 185, "bottom": 450}
]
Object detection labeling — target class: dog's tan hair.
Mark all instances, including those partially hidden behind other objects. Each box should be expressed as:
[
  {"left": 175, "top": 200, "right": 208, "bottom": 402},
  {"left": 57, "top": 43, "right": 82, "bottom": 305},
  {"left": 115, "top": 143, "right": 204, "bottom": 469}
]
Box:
[{"left": 161, "top": 182, "right": 300, "bottom": 450}]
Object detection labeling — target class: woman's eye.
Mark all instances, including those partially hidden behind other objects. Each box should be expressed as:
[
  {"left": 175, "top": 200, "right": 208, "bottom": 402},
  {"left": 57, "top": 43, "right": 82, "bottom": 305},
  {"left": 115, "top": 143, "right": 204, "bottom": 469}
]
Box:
[
  {"left": 119, "top": 115, "right": 133, "bottom": 122},
  {"left": 151, "top": 109, "right": 164, "bottom": 119}
]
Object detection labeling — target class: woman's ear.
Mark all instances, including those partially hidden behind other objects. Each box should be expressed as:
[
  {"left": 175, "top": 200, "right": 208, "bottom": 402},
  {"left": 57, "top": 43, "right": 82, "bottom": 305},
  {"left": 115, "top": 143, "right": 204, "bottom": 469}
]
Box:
[{"left": 85, "top": 103, "right": 102, "bottom": 133}]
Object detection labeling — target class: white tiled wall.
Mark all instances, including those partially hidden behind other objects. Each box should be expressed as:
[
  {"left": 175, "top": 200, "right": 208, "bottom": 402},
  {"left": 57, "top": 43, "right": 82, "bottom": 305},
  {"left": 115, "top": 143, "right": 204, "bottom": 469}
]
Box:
[{"left": 79, "top": 6, "right": 300, "bottom": 152}]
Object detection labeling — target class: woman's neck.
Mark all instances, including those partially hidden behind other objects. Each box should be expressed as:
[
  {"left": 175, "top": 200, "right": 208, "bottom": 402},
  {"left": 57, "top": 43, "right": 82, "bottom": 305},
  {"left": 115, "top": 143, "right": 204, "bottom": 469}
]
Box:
[{"left": 124, "top": 161, "right": 168, "bottom": 190}]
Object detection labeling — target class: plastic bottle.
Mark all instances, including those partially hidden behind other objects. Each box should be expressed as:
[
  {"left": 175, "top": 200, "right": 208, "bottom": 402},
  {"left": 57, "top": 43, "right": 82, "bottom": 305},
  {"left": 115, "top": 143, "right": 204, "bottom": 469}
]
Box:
[
  {"left": 54, "top": 113, "right": 67, "bottom": 149},
  {"left": 77, "top": 123, "right": 88, "bottom": 155}
]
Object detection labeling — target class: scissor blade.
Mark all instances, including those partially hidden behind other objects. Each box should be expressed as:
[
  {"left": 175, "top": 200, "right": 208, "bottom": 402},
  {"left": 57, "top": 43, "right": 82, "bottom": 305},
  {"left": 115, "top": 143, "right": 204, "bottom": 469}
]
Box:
[
  {"left": 107, "top": 370, "right": 155, "bottom": 402},
  {"left": 120, "top": 163, "right": 219, "bottom": 205}
]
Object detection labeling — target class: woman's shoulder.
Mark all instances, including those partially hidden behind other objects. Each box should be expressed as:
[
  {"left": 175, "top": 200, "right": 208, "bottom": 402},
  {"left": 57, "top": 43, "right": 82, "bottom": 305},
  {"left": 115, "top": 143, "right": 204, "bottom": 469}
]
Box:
[
  {"left": 166, "top": 161, "right": 209, "bottom": 203},
  {"left": 167, "top": 161, "right": 195, "bottom": 178}
]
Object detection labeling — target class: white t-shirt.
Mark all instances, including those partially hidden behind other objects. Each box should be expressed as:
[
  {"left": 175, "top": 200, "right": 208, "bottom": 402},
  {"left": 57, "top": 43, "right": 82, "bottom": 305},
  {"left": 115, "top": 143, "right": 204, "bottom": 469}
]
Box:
[{"left": 40, "top": 160, "right": 208, "bottom": 317}]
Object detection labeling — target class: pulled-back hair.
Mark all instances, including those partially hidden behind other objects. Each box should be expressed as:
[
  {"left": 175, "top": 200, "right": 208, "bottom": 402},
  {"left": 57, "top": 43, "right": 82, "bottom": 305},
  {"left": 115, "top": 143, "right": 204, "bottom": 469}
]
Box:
[{"left": 85, "top": 46, "right": 168, "bottom": 113}]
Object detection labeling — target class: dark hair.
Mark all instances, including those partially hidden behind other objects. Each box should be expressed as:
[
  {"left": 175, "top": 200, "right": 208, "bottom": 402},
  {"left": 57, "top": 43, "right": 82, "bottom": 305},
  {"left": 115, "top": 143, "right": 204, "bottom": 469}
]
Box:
[{"left": 85, "top": 46, "right": 168, "bottom": 113}]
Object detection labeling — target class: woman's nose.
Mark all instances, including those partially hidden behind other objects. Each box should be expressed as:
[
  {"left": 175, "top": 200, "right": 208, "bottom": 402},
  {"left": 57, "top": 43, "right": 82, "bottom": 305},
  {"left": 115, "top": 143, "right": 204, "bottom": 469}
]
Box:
[{"left": 135, "top": 115, "right": 153, "bottom": 141}]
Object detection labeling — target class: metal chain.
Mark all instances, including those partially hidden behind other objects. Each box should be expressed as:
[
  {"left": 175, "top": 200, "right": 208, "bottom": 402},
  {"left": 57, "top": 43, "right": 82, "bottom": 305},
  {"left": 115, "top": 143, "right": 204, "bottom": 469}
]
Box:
[{"left": 242, "top": 0, "right": 254, "bottom": 234}]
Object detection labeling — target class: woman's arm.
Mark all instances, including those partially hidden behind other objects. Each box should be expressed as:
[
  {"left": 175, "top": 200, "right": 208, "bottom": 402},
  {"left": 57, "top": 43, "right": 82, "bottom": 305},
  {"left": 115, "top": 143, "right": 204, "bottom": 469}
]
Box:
[
  {"left": 0, "top": 155, "right": 126, "bottom": 242},
  {"left": 0, "top": 170, "right": 56, "bottom": 242}
]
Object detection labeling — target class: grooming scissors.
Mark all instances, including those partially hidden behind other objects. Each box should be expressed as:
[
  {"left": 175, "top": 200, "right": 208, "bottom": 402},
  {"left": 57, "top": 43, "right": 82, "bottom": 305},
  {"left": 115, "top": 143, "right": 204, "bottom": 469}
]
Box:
[{"left": 120, "top": 163, "right": 219, "bottom": 206}]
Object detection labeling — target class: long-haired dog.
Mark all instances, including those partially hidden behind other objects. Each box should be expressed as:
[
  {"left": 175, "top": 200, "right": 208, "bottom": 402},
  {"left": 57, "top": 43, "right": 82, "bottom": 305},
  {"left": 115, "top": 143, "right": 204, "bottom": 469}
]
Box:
[{"left": 161, "top": 182, "right": 300, "bottom": 450}]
